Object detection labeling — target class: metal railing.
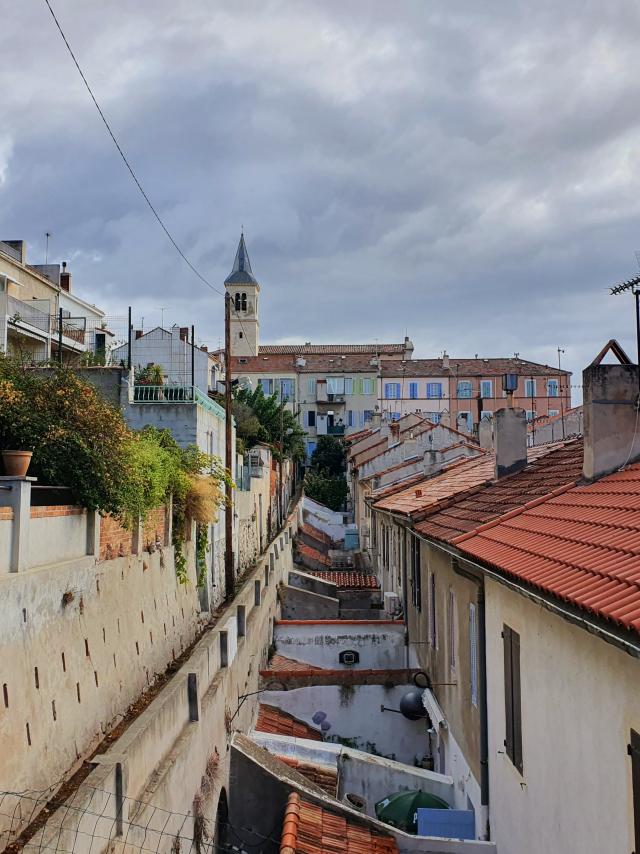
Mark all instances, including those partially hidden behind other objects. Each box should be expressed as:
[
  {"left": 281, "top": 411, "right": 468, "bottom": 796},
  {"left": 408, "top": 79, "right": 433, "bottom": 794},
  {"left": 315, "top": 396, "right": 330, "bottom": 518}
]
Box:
[
  {"left": 6, "top": 295, "right": 51, "bottom": 333},
  {"left": 327, "top": 425, "right": 345, "bottom": 436},
  {"left": 132, "top": 385, "right": 226, "bottom": 420}
]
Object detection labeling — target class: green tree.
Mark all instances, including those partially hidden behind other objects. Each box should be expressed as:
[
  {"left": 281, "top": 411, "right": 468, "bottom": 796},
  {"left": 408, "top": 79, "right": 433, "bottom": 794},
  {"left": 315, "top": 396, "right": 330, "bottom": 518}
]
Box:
[
  {"left": 233, "top": 386, "right": 305, "bottom": 460},
  {"left": 310, "top": 435, "right": 345, "bottom": 476},
  {"left": 303, "top": 470, "right": 348, "bottom": 512}
]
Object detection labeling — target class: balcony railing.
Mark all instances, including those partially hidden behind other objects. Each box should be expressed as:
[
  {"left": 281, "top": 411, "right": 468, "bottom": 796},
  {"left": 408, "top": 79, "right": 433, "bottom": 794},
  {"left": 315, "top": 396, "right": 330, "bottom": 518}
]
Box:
[
  {"left": 327, "top": 425, "right": 345, "bottom": 436},
  {"left": 133, "top": 385, "right": 226, "bottom": 420},
  {"left": 6, "top": 295, "right": 51, "bottom": 333}
]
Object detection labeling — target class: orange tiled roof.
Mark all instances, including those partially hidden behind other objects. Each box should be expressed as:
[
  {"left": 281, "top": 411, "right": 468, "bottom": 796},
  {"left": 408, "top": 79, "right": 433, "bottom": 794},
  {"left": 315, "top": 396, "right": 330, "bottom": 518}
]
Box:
[
  {"left": 267, "top": 654, "right": 327, "bottom": 673},
  {"left": 280, "top": 792, "right": 399, "bottom": 854},
  {"left": 307, "top": 571, "right": 379, "bottom": 589},
  {"left": 351, "top": 438, "right": 389, "bottom": 469},
  {"left": 296, "top": 542, "right": 331, "bottom": 567},
  {"left": 301, "top": 523, "right": 334, "bottom": 548},
  {"left": 261, "top": 343, "right": 405, "bottom": 355},
  {"left": 374, "top": 443, "right": 563, "bottom": 520},
  {"left": 455, "top": 462, "right": 640, "bottom": 635},
  {"left": 256, "top": 704, "right": 323, "bottom": 741},
  {"left": 416, "top": 439, "right": 584, "bottom": 542},
  {"left": 275, "top": 756, "right": 338, "bottom": 795}
]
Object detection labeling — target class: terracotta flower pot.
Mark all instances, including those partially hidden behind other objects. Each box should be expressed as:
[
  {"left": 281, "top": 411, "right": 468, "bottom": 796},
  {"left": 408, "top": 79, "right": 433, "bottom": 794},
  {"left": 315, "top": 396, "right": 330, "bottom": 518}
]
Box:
[{"left": 2, "top": 450, "right": 33, "bottom": 478}]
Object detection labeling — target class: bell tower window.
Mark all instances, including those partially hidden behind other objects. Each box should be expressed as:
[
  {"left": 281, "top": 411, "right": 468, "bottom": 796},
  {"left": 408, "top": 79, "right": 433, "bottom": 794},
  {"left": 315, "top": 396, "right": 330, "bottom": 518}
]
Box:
[
  {"left": 241, "top": 293, "right": 247, "bottom": 311},
  {"left": 235, "top": 293, "right": 241, "bottom": 311}
]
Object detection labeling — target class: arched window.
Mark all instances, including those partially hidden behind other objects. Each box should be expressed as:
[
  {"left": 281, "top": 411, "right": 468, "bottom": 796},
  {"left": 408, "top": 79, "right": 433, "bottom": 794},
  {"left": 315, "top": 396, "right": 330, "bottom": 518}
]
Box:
[
  {"left": 234, "top": 293, "right": 241, "bottom": 311},
  {"left": 241, "top": 293, "right": 247, "bottom": 311}
]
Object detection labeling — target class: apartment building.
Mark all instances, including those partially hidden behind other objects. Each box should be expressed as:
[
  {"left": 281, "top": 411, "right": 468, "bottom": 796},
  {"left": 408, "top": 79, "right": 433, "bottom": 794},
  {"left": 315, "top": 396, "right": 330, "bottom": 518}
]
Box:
[
  {"left": 0, "top": 239, "right": 108, "bottom": 362},
  {"left": 380, "top": 354, "right": 571, "bottom": 434},
  {"left": 226, "top": 234, "right": 414, "bottom": 459}
]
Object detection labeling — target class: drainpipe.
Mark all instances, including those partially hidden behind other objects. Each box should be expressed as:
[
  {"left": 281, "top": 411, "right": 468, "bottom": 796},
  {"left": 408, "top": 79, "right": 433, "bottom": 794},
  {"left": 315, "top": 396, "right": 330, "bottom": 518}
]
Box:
[
  {"left": 401, "top": 533, "right": 410, "bottom": 669},
  {"left": 477, "top": 586, "right": 490, "bottom": 821}
]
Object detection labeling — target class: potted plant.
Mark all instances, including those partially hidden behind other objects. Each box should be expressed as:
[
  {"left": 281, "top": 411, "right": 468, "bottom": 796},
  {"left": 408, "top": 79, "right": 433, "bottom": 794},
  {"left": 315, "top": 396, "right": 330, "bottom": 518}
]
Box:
[{"left": 2, "top": 450, "right": 33, "bottom": 477}]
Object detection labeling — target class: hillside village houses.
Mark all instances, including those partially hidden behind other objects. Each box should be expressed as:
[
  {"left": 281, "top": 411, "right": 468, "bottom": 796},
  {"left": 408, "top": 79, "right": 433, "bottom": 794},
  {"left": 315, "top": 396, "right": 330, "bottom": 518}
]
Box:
[
  {"left": 225, "top": 234, "right": 572, "bottom": 460},
  {"left": 2, "top": 233, "right": 640, "bottom": 854}
]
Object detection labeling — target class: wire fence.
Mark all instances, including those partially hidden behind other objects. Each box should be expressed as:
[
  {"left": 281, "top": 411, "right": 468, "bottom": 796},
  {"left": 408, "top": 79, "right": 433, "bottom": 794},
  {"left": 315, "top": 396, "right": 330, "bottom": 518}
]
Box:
[{"left": 0, "top": 779, "right": 275, "bottom": 854}]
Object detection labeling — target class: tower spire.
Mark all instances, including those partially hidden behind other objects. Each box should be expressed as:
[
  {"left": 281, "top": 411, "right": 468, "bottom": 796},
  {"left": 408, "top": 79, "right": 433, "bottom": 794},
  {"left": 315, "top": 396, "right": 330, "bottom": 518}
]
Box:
[{"left": 225, "top": 232, "right": 257, "bottom": 285}]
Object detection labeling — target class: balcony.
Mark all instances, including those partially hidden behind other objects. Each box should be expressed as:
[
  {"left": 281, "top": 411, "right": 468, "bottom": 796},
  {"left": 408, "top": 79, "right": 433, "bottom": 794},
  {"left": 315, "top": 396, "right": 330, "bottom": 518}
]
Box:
[
  {"left": 327, "top": 425, "right": 345, "bottom": 436},
  {"left": 6, "top": 295, "right": 51, "bottom": 334}
]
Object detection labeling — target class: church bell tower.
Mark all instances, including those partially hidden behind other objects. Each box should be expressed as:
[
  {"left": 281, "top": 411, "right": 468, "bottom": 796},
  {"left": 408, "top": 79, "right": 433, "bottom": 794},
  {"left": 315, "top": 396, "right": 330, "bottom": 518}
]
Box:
[{"left": 224, "top": 233, "right": 260, "bottom": 357}]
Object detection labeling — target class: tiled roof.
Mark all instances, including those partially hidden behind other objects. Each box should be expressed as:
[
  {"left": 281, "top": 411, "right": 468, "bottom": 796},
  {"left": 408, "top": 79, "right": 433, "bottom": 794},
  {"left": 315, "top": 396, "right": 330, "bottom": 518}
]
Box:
[
  {"left": 345, "top": 428, "right": 374, "bottom": 444},
  {"left": 360, "top": 457, "right": 423, "bottom": 483},
  {"left": 455, "top": 462, "right": 640, "bottom": 635},
  {"left": 230, "top": 352, "right": 387, "bottom": 374},
  {"left": 256, "top": 704, "right": 323, "bottom": 741},
  {"left": 374, "top": 443, "right": 563, "bottom": 520},
  {"left": 261, "top": 343, "right": 404, "bottom": 355},
  {"left": 266, "top": 655, "right": 327, "bottom": 673},
  {"left": 529, "top": 405, "right": 583, "bottom": 430},
  {"left": 275, "top": 757, "right": 338, "bottom": 795},
  {"left": 368, "top": 471, "right": 429, "bottom": 500},
  {"left": 280, "top": 792, "right": 399, "bottom": 854},
  {"left": 307, "top": 571, "right": 379, "bottom": 589},
  {"left": 296, "top": 542, "right": 331, "bottom": 567},
  {"left": 379, "top": 356, "right": 569, "bottom": 377},
  {"left": 351, "top": 438, "right": 390, "bottom": 469},
  {"left": 301, "top": 523, "right": 334, "bottom": 548},
  {"left": 417, "top": 439, "right": 584, "bottom": 542}
]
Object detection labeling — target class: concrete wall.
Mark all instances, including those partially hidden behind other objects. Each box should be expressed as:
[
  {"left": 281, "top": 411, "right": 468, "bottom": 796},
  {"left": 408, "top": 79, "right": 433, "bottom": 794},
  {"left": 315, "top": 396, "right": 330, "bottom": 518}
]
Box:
[
  {"left": 28, "top": 507, "right": 89, "bottom": 568},
  {"left": 273, "top": 620, "right": 406, "bottom": 670},
  {"left": 279, "top": 585, "right": 339, "bottom": 620},
  {"left": 484, "top": 576, "right": 640, "bottom": 854},
  {"left": 288, "top": 568, "right": 338, "bottom": 598},
  {"left": 259, "top": 684, "right": 429, "bottom": 764},
  {"left": 301, "top": 496, "right": 346, "bottom": 542},
  {"left": 0, "top": 537, "right": 203, "bottom": 847},
  {"left": 21, "top": 511, "right": 300, "bottom": 854},
  {"left": 529, "top": 406, "right": 583, "bottom": 446}
]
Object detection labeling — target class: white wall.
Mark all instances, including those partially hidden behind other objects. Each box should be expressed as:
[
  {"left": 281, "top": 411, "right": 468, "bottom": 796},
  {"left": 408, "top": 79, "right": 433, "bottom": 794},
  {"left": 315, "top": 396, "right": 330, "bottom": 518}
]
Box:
[
  {"left": 259, "top": 684, "right": 430, "bottom": 764},
  {"left": 274, "top": 620, "right": 406, "bottom": 670},
  {"left": 485, "top": 576, "right": 640, "bottom": 854}
]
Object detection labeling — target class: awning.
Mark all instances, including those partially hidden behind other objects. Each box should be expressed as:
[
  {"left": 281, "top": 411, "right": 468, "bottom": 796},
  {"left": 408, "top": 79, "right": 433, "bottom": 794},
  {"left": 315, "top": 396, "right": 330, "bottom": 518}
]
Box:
[{"left": 421, "top": 689, "right": 447, "bottom": 730}]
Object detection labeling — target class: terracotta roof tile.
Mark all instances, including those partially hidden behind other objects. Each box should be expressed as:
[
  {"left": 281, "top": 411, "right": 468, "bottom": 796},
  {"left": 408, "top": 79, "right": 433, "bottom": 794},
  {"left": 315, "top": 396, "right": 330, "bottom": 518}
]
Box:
[
  {"left": 280, "top": 793, "right": 399, "bottom": 854},
  {"left": 379, "top": 356, "right": 569, "bottom": 377},
  {"left": 266, "top": 654, "right": 327, "bottom": 673},
  {"left": 416, "top": 439, "right": 583, "bottom": 542},
  {"left": 261, "top": 343, "right": 405, "bottom": 355},
  {"left": 275, "top": 757, "right": 338, "bottom": 795},
  {"left": 301, "top": 523, "right": 334, "bottom": 548},
  {"left": 307, "top": 571, "right": 379, "bottom": 589},
  {"left": 456, "top": 461, "right": 640, "bottom": 635},
  {"left": 256, "top": 704, "right": 323, "bottom": 741},
  {"left": 295, "top": 542, "right": 331, "bottom": 567}
]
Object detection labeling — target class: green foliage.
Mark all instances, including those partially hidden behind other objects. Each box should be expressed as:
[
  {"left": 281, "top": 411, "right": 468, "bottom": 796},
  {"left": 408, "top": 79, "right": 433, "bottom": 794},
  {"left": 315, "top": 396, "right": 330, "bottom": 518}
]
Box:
[
  {"left": 233, "top": 386, "right": 305, "bottom": 460},
  {"left": 135, "top": 363, "right": 164, "bottom": 385},
  {"left": 303, "top": 469, "right": 348, "bottom": 512},
  {"left": 310, "top": 435, "right": 345, "bottom": 476},
  {"left": 195, "top": 523, "right": 208, "bottom": 588}
]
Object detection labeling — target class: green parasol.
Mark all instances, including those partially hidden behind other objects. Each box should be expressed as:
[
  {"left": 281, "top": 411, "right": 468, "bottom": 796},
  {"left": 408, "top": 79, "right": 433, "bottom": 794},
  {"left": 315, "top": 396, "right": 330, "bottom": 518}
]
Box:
[{"left": 375, "top": 790, "right": 449, "bottom": 834}]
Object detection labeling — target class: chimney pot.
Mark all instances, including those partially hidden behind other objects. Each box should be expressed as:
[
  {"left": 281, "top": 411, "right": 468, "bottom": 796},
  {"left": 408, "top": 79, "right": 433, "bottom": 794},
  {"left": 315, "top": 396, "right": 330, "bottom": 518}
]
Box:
[
  {"left": 415, "top": 488, "right": 422, "bottom": 497},
  {"left": 179, "top": 327, "right": 189, "bottom": 342},
  {"left": 494, "top": 407, "right": 527, "bottom": 478},
  {"left": 59, "top": 263, "right": 71, "bottom": 292},
  {"left": 135, "top": 329, "right": 144, "bottom": 340},
  {"left": 583, "top": 363, "right": 640, "bottom": 479},
  {"left": 442, "top": 352, "right": 450, "bottom": 370}
]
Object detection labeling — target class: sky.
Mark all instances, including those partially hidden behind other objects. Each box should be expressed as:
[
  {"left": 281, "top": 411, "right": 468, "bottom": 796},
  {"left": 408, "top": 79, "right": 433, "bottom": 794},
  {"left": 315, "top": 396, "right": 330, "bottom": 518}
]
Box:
[{"left": 3, "top": 1, "right": 640, "bottom": 398}]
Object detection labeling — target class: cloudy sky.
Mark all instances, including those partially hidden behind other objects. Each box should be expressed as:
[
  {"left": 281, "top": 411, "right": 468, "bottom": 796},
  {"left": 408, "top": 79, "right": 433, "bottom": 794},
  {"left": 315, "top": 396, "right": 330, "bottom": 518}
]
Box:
[{"left": 3, "top": 1, "right": 640, "bottom": 395}]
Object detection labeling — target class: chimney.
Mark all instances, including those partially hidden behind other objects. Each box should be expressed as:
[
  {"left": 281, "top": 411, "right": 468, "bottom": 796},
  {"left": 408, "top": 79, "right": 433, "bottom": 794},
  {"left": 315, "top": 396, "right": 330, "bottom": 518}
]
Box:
[
  {"left": 179, "top": 327, "right": 189, "bottom": 342},
  {"left": 60, "top": 261, "right": 71, "bottom": 292},
  {"left": 371, "top": 411, "right": 381, "bottom": 427},
  {"left": 478, "top": 416, "right": 493, "bottom": 451},
  {"left": 583, "top": 362, "right": 640, "bottom": 479},
  {"left": 494, "top": 407, "right": 527, "bottom": 478},
  {"left": 135, "top": 329, "right": 144, "bottom": 340},
  {"left": 442, "top": 351, "right": 450, "bottom": 370},
  {"left": 390, "top": 421, "right": 400, "bottom": 441},
  {"left": 403, "top": 336, "right": 414, "bottom": 360}
]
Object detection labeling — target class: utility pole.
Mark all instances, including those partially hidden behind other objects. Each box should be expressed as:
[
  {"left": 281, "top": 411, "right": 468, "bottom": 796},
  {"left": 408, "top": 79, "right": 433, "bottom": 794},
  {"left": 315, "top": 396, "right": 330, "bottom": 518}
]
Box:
[
  {"left": 58, "top": 307, "right": 63, "bottom": 366},
  {"left": 278, "top": 401, "right": 284, "bottom": 527},
  {"left": 558, "top": 347, "right": 566, "bottom": 440},
  {"left": 224, "top": 294, "right": 234, "bottom": 601},
  {"left": 191, "top": 324, "right": 195, "bottom": 398},
  {"left": 45, "top": 232, "right": 51, "bottom": 265}
]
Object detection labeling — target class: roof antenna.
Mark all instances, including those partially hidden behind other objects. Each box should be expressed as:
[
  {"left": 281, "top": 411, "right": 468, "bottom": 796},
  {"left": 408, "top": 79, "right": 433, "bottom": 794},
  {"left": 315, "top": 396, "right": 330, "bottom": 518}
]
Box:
[{"left": 45, "top": 231, "right": 52, "bottom": 264}]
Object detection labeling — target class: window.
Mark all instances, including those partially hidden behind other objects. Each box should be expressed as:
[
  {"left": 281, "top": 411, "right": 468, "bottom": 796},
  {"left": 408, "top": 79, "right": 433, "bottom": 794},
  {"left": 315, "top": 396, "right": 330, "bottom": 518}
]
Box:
[
  {"left": 306, "top": 441, "right": 317, "bottom": 462},
  {"left": 409, "top": 382, "right": 418, "bottom": 399},
  {"left": 280, "top": 378, "right": 294, "bottom": 400},
  {"left": 525, "top": 379, "right": 536, "bottom": 397},
  {"left": 503, "top": 624, "right": 523, "bottom": 774},
  {"left": 549, "top": 409, "right": 559, "bottom": 417},
  {"left": 390, "top": 412, "right": 401, "bottom": 421},
  {"left": 234, "top": 293, "right": 241, "bottom": 311},
  {"left": 410, "top": 536, "right": 421, "bottom": 611},
  {"left": 426, "top": 412, "right": 441, "bottom": 424},
  {"left": 448, "top": 591, "right": 456, "bottom": 670},
  {"left": 526, "top": 410, "right": 535, "bottom": 422},
  {"left": 363, "top": 378, "right": 374, "bottom": 395},
  {"left": 426, "top": 382, "right": 443, "bottom": 399},
  {"left": 258, "top": 378, "right": 273, "bottom": 395},
  {"left": 481, "top": 380, "right": 493, "bottom": 399},
  {"left": 347, "top": 410, "right": 354, "bottom": 427},
  {"left": 481, "top": 410, "right": 493, "bottom": 420},
  {"left": 238, "top": 331, "right": 243, "bottom": 339},
  {"left": 306, "top": 410, "right": 316, "bottom": 428},
  {"left": 384, "top": 382, "right": 401, "bottom": 399},
  {"left": 241, "top": 293, "right": 247, "bottom": 311},
  {"left": 307, "top": 378, "right": 317, "bottom": 396},
  {"left": 363, "top": 409, "right": 374, "bottom": 423},
  {"left": 547, "top": 379, "right": 558, "bottom": 397},
  {"left": 469, "top": 604, "right": 478, "bottom": 707},
  {"left": 344, "top": 377, "right": 353, "bottom": 395},
  {"left": 457, "top": 411, "right": 472, "bottom": 431},
  {"left": 629, "top": 729, "right": 640, "bottom": 854},
  {"left": 327, "top": 377, "right": 345, "bottom": 395},
  {"left": 457, "top": 381, "right": 472, "bottom": 399},
  {"left": 429, "top": 574, "right": 437, "bottom": 647}
]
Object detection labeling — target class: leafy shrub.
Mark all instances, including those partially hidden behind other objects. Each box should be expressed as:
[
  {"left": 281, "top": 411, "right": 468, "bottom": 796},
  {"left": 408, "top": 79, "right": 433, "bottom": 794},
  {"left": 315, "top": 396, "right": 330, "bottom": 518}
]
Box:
[{"left": 303, "top": 470, "right": 348, "bottom": 512}]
